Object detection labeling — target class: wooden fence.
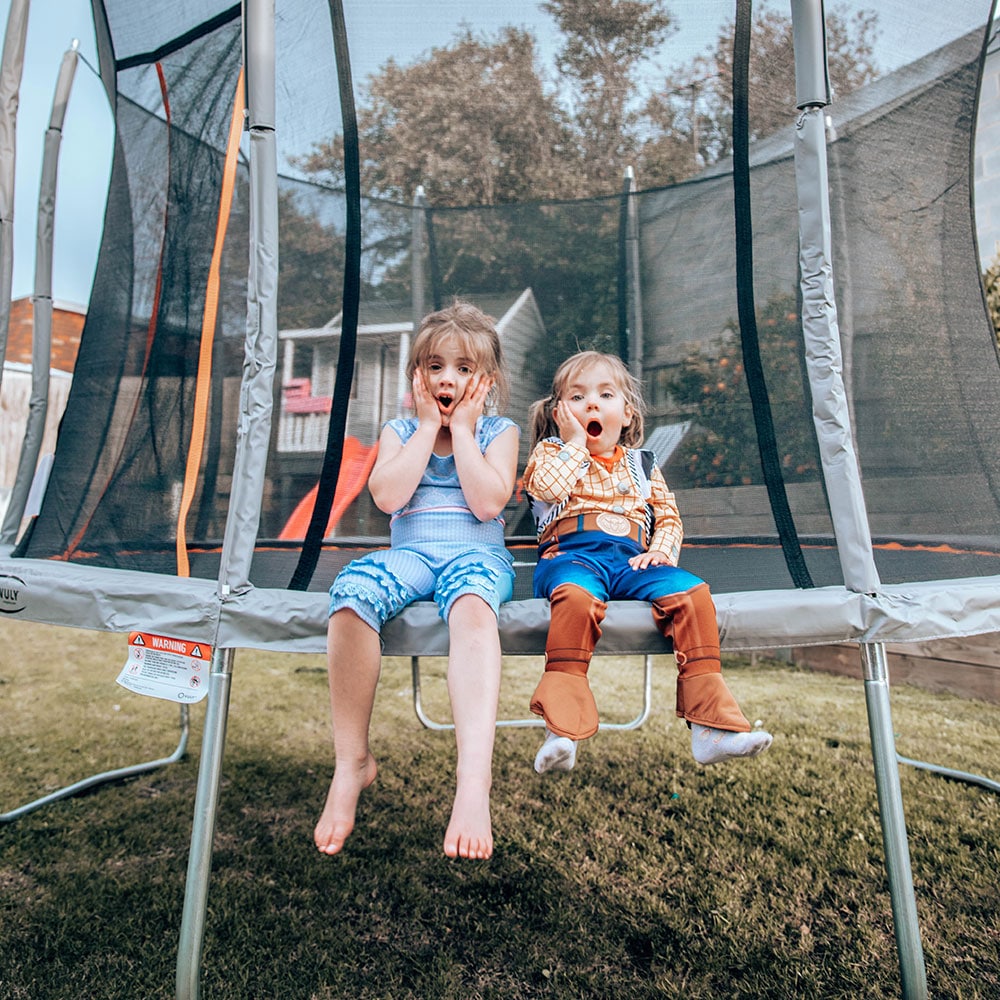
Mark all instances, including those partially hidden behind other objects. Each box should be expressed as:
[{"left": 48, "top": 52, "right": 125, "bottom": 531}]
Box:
[{"left": 788, "top": 634, "right": 1000, "bottom": 705}]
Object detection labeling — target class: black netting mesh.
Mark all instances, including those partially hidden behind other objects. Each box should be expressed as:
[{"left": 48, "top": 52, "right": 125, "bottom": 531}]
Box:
[{"left": 17, "top": 0, "right": 1000, "bottom": 597}]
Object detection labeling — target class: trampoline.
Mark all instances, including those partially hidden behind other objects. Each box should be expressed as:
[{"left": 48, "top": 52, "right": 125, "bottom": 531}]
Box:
[{"left": 1, "top": 1, "right": 1000, "bottom": 998}]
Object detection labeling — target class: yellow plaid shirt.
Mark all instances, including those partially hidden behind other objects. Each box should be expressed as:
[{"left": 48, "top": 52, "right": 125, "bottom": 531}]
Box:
[{"left": 524, "top": 439, "right": 684, "bottom": 566}]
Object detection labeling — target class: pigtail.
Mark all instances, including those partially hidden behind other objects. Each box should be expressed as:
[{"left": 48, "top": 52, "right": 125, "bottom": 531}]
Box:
[{"left": 528, "top": 394, "right": 559, "bottom": 450}]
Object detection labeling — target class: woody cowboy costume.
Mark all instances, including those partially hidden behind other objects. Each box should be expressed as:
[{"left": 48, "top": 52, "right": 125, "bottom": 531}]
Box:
[{"left": 524, "top": 437, "right": 752, "bottom": 741}]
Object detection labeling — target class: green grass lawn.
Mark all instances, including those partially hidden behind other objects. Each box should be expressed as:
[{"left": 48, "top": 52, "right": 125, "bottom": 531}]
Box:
[{"left": 1, "top": 618, "right": 999, "bottom": 999}]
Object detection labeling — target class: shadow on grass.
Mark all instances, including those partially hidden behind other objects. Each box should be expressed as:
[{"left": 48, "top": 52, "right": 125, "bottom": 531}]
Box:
[{"left": 2, "top": 663, "right": 1000, "bottom": 999}]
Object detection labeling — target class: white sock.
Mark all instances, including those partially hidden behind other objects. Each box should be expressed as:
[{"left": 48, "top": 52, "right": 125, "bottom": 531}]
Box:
[
  {"left": 691, "top": 723, "right": 772, "bottom": 765},
  {"left": 534, "top": 728, "right": 577, "bottom": 774}
]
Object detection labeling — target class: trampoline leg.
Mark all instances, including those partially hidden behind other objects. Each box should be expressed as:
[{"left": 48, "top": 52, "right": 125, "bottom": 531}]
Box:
[
  {"left": 176, "top": 647, "right": 234, "bottom": 1000},
  {"left": 411, "top": 654, "right": 652, "bottom": 731},
  {"left": 0, "top": 704, "right": 189, "bottom": 823},
  {"left": 596, "top": 654, "right": 654, "bottom": 732},
  {"left": 860, "top": 642, "right": 928, "bottom": 1000},
  {"left": 895, "top": 753, "right": 1000, "bottom": 795}
]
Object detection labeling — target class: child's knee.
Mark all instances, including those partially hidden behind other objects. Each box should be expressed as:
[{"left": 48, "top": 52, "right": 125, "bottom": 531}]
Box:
[
  {"left": 651, "top": 583, "right": 719, "bottom": 649},
  {"left": 447, "top": 592, "right": 496, "bottom": 628},
  {"left": 550, "top": 582, "right": 606, "bottom": 621}
]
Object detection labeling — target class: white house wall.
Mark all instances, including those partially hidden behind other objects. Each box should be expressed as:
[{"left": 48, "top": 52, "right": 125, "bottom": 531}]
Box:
[{"left": 0, "top": 364, "right": 71, "bottom": 521}]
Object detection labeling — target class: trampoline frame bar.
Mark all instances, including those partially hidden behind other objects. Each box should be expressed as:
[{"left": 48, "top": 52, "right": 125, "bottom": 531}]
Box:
[
  {"left": 861, "top": 643, "right": 928, "bottom": 1000},
  {"left": 0, "top": 704, "right": 190, "bottom": 824},
  {"left": 896, "top": 754, "right": 1000, "bottom": 794},
  {"left": 411, "top": 653, "right": 654, "bottom": 732},
  {"left": 176, "top": 648, "right": 234, "bottom": 1000}
]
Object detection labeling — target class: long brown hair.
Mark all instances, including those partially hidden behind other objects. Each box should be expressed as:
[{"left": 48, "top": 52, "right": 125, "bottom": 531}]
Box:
[
  {"left": 529, "top": 351, "right": 645, "bottom": 449},
  {"left": 406, "top": 301, "right": 510, "bottom": 413}
]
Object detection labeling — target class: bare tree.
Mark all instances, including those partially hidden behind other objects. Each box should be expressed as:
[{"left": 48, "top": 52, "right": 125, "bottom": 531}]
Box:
[
  {"left": 544, "top": 0, "right": 674, "bottom": 191},
  {"left": 639, "top": 4, "right": 880, "bottom": 187}
]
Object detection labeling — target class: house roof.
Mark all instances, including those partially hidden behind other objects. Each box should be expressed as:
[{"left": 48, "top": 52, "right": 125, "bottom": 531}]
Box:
[
  {"left": 4, "top": 297, "right": 86, "bottom": 373},
  {"left": 644, "top": 421, "right": 692, "bottom": 465}
]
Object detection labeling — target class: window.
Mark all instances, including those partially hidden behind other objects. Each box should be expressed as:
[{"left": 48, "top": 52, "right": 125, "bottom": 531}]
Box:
[{"left": 291, "top": 341, "right": 312, "bottom": 379}]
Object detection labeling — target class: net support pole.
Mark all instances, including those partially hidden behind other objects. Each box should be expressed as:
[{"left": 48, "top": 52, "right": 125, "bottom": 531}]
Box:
[
  {"left": 175, "top": 1, "right": 277, "bottom": 997},
  {"left": 401, "top": 185, "right": 426, "bottom": 417},
  {"left": 625, "top": 166, "right": 644, "bottom": 382},
  {"left": 1, "top": 42, "right": 78, "bottom": 545},
  {"left": 217, "top": 0, "right": 277, "bottom": 597},
  {"left": 790, "top": 3, "right": 926, "bottom": 997},
  {"left": 791, "top": 84, "right": 877, "bottom": 588},
  {"left": 0, "top": 0, "right": 31, "bottom": 399}
]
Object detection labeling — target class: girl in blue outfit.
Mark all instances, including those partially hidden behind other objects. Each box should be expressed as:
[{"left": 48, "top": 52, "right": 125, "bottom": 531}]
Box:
[{"left": 315, "top": 302, "right": 518, "bottom": 861}]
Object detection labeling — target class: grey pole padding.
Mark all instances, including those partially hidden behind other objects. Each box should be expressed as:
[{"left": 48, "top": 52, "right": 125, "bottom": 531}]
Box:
[
  {"left": 0, "top": 0, "right": 31, "bottom": 399},
  {"left": 176, "top": 3, "right": 276, "bottom": 996},
  {"left": 1, "top": 42, "right": 78, "bottom": 546},
  {"left": 625, "top": 166, "right": 644, "bottom": 383},
  {"left": 793, "top": 105, "right": 880, "bottom": 595},
  {"left": 824, "top": 115, "right": 859, "bottom": 433},
  {"left": 861, "top": 643, "right": 929, "bottom": 1000},
  {"left": 790, "top": 0, "right": 830, "bottom": 108},
  {"left": 790, "top": 3, "right": 925, "bottom": 994},
  {"left": 175, "top": 648, "right": 234, "bottom": 1000},
  {"left": 217, "top": 0, "right": 277, "bottom": 596}
]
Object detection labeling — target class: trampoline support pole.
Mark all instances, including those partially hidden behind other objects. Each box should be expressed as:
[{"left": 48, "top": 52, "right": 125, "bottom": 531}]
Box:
[
  {"left": 860, "top": 642, "right": 928, "bottom": 1000},
  {"left": 176, "top": 647, "right": 234, "bottom": 1000}
]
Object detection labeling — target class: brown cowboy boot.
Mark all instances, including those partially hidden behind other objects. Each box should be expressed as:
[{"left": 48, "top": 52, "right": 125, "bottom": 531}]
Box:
[
  {"left": 530, "top": 583, "right": 607, "bottom": 739},
  {"left": 652, "top": 584, "right": 750, "bottom": 732}
]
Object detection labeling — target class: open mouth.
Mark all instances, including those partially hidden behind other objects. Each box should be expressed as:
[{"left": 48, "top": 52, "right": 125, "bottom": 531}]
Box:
[
  {"left": 437, "top": 394, "right": 454, "bottom": 410},
  {"left": 586, "top": 419, "right": 603, "bottom": 438}
]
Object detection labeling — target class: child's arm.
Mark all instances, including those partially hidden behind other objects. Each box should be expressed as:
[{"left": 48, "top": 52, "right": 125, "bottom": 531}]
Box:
[
  {"left": 367, "top": 369, "right": 440, "bottom": 513},
  {"left": 522, "top": 398, "right": 591, "bottom": 501},
  {"left": 449, "top": 375, "right": 519, "bottom": 522},
  {"left": 523, "top": 436, "right": 590, "bottom": 503},
  {"left": 629, "top": 467, "right": 684, "bottom": 570}
]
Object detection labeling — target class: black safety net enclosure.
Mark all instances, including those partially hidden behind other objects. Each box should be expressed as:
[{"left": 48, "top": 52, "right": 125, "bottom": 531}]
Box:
[
  {"left": 2, "top": 0, "right": 999, "bottom": 639},
  {"left": 11, "top": 0, "right": 999, "bottom": 604}
]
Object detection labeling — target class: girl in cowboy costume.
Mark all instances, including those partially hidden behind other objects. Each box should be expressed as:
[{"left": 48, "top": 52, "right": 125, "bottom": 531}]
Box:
[{"left": 524, "top": 351, "right": 772, "bottom": 774}]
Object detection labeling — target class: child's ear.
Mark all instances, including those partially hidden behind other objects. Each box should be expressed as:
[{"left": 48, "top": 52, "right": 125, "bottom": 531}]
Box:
[{"left": 622, "top": 404, "right": 633, "bottom": 427}]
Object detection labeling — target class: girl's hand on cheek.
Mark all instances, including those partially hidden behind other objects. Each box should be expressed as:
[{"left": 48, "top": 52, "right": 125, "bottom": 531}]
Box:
[
  {"left": 555, "top": 401, "right": 586, "bottom": 447},
  {"left": 412, "top": 369, "right": 442, "bottom": 429},
  {"left": 451, "top": 374, "right": 490, "bottom": 434}
]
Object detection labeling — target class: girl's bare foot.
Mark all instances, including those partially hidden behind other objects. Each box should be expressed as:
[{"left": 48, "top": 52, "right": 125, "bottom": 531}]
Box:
[
  {"left": 314, "top": 753, "right": 377, "bottom": 855},
  {"left": 443, "top": 781, "right": 493, "bottom": 860}
]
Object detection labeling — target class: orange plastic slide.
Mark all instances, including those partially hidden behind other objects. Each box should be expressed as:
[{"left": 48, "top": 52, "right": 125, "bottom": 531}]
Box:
[{"left": 278, "top": 436, "right": 379, "bottom": 540}]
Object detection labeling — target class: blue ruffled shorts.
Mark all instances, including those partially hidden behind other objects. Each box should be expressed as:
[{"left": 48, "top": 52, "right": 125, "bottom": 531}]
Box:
[{"left": 328, "top": 541, "right": 515, "bottom": 632}]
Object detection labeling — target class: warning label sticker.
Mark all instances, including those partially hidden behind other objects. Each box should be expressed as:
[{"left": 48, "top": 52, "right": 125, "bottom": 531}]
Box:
[{"left": 116, "top": 631, "right": 212, "bottom": 703}]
